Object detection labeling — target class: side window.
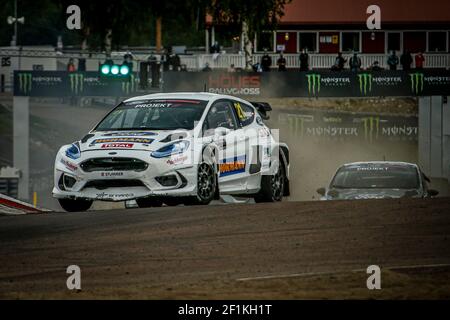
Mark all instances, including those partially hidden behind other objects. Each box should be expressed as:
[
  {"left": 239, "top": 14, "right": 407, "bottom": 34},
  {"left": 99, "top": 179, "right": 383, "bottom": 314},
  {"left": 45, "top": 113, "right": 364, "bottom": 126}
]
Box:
[
  {"left": 203, "top": 101, "right": 238, "bottom": 134},
  {"left": 233, "top": 101, "right": 255, "bottom": 127}
]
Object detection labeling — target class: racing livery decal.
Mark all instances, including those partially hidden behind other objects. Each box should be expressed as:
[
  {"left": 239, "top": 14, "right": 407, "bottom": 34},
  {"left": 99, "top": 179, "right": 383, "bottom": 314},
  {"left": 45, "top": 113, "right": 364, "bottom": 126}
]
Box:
[
  {"left": 167, "top": 155, "right": 188, "bottom": 165},
  {"left": 60, "top": 158, "right": 78, "bottom": 171},
  {"left": 95, "top": 192, "right": 135, "bottom": 200},
  {"left": 233, "top": 102, "right": 245, "bottom": 120},
  {"left": 90, "top": 137, "right": 154, "bottom": 145},
  {"left": 100, "top": 172, "right": 124, "bottom": 177},
  {"left": 101, "top": 132, "right": 157, "bottom": 137},
  {"left": 219, "top": 155, "right": 246, "bottom": 177},
  {"left": 134, "top": 102, "right": 173, "bottom": 108},
  {"left": 101, "top": 143, "right": 134, "bottom": 149}
]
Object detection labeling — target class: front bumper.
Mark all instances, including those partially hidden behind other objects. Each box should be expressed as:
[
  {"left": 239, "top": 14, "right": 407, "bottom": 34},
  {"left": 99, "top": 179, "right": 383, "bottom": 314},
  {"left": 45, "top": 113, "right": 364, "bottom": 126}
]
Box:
[{"left": 53, "top": 149, "right": 197, "bottom": 201}]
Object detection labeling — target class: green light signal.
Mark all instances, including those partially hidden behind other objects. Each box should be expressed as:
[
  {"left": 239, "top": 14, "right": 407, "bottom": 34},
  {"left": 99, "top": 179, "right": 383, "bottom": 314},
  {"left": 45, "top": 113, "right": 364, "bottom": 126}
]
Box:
[
  {"left": 101, "top": 65, "right": 110, "bottom": 75},
  {"left": 120, "top": 65, "right": 130, "bottom": 75},
  {"left": 111, "top": 65, "right": 119, "bottom": 75},
  {"left": 99, "top": 62, "right": 132, "bottom": 78}
]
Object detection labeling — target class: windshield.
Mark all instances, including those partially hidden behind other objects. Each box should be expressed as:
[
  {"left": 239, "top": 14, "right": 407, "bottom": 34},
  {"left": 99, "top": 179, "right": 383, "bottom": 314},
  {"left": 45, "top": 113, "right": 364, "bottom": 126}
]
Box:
[
  {"left": 331, "top": 164, "right": 420, "bottom": 189},
  {"left": 94, "top": 99, "right": 208, "bottom": 131}
]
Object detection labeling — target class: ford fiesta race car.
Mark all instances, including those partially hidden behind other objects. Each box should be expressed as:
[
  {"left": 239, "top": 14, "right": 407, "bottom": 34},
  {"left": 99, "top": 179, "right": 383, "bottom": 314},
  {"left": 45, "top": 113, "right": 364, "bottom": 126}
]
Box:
[
  {"left": 53, "top": 93, "right": 290, "bottom": 211},
  {"left": 316, "top": 161, "right": 439, "bottom": 200}
]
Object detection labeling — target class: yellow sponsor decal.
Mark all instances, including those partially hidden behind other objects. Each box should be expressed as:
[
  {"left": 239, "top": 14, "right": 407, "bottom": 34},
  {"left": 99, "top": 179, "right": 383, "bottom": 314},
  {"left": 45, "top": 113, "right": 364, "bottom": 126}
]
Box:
[
  {"left": 234, "top": 102, "right": 245, "bottom": 120},
  {"left": 91, "top": 137, "right": 153, "bottom": 144}
]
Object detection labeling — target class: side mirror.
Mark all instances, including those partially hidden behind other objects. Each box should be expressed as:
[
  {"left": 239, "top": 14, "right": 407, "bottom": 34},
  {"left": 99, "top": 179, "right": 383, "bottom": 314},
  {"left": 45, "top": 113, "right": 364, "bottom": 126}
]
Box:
[
  {"left": 428, "top": 189, "right": 439, "bottom": 197},
  {"left": 316, "top": 187, "right": 326, "bottom": 196}
]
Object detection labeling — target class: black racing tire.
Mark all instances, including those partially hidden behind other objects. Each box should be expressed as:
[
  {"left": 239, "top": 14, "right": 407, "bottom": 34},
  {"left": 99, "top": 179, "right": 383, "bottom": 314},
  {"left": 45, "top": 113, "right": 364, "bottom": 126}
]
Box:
[
  {"left": 185, "top": 162, "right": 216, "bottom": 206},
  {"left": 136, "top": 197, "right": 163, "bottom": 208},
  {"left": 254, "top": 160, "right": 286, "bottom": 203},
  {"left": 58, "top": 198, "right": 93, "bottom": 212}
]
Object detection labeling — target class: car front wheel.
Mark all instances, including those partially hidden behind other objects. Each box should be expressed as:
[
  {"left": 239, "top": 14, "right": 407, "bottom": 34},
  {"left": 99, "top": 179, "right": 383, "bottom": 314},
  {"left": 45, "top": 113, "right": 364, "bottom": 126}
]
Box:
[{"left": 185, "top": 162, "right": 216, "bottom": 206}]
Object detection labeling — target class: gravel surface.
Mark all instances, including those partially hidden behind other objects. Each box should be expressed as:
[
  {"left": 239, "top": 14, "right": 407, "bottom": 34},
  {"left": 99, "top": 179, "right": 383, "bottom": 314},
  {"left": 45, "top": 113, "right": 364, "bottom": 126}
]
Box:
[{"left": 0, "top": 198, "right": 449, "bottom": 299}]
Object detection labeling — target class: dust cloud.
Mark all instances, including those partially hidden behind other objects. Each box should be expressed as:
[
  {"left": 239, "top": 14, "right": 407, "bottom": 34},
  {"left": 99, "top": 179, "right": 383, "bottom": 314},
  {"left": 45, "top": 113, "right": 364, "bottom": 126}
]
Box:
[{"left": 267, "top": 106, "right": 418, "bottom": 201}]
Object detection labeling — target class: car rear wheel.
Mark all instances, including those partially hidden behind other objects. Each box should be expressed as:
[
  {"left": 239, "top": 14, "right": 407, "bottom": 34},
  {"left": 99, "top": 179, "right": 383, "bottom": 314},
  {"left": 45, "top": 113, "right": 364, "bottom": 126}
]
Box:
[
  {"left": 254, "top": 160, "right": 286, "bottom": 203},
  {"left": 136, "top": 197, "right": 163, "bottom": 208},
  {"left": 58, "top": 198, "right": 93, "bottom": 212}
]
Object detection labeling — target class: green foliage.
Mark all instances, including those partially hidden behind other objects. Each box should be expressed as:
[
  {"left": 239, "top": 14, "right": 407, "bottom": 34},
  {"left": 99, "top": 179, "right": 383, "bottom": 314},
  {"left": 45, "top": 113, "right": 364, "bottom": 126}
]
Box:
[
  {"left": 0, "top": 0, "right": 289, "bottom": 48},
  {"left": 206, "top": 0, "right": 291, "bottom": 40},
  {"left": 58, "top": 0, "right": 206, "bottom": 49}
]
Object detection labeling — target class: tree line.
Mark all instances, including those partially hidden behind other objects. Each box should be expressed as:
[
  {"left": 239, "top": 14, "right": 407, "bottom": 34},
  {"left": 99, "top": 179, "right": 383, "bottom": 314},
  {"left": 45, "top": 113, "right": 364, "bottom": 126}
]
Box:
[{"left": 0, "top": 0, "right": 290, "bottom": 51}]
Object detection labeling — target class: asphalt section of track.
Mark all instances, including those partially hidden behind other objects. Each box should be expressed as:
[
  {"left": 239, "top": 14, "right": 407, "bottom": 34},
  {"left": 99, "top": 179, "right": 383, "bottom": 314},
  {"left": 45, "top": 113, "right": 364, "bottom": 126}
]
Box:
[{"left": 0, "top": 198, "right": 449, "bottom": 299}]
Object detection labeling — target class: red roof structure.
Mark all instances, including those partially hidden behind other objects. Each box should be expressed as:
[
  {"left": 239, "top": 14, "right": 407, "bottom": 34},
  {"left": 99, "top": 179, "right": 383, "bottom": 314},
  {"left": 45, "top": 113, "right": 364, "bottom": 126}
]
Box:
[
  {"left": 206, "top": 0, "right": 450, "bottom": 25},
  {"left": 279, "top": 0, "right": 450, "bottom": 25}
]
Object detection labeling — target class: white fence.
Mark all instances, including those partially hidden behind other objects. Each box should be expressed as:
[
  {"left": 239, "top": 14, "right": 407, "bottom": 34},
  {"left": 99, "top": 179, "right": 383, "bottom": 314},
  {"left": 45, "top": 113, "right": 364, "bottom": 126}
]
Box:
[
  {"left": 1, "top": 48, "right": 449, "bottom": 91},
  {"left": 181, "top": 53, "right": 450, "bottom": 70},
  {"left": 1, "top": 47, "right": 449, "bottom": 71}
]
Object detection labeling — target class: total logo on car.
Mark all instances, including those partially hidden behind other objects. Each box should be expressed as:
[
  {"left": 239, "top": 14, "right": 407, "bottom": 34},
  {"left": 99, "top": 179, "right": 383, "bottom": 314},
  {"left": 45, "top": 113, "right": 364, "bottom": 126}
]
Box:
[{"left": 53, "top": 92, "right": 290, "bottom": 212}]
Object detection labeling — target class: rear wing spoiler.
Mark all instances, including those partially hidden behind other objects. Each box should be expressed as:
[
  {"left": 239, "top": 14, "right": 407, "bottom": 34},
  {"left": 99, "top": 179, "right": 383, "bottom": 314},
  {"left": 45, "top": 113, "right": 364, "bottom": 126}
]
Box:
[{"left": 251, "top": 102, "right": 272, "bottom": 120}]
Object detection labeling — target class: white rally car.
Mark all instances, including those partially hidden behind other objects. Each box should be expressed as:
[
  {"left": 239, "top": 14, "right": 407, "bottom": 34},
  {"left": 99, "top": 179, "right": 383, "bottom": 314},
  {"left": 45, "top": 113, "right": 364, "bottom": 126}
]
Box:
[{"left": 53, "top": 92, "right": 290, "bottom": 211}]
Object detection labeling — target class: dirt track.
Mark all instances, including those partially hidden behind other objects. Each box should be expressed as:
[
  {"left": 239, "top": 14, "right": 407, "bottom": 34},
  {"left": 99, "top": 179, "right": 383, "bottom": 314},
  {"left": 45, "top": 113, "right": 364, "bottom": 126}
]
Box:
[{"left": 1, "top": 198, "right": 450, "bottom": 299}]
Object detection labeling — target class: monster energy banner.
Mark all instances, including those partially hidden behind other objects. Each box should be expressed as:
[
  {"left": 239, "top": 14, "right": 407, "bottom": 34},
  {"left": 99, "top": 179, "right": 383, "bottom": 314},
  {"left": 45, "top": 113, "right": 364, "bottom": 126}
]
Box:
[
  {"left": 277, "top": 110, "right": 418, "bottom": 143},
  {"left": 14, "top": 71, "right": 139, "bottom": 97},
  {"left": 14, "top": 70, "right": 450, "bottom": 97},
  {"left": 164, "top": 70, "right": 450, "bottom": 98}
]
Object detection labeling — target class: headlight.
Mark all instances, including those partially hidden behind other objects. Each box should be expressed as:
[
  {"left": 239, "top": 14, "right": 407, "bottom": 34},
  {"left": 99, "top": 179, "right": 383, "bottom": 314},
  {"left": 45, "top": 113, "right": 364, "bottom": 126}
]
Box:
[
  {"left": 65, "top": 142, "right": 81, "bottom": 160},
  {"left": 151, "top": 140, "right": 190, "bottom": 158}
]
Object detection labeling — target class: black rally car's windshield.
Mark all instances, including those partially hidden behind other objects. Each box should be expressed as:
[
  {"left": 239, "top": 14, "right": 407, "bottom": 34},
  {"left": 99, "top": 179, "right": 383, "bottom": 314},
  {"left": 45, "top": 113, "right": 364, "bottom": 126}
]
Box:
[
  {"left": 95, "top": 99, "right": 208, "bottom": 131},
  {"left": 331, "top": 164, "right": 420, "bottom": 189}
]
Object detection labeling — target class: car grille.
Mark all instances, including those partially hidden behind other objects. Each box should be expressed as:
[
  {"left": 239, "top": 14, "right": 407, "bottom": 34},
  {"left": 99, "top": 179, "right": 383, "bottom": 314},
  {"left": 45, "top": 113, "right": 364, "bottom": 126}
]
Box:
[
  {"left": 80, "top": 157, "right": 148, "bottom": 172},
  {"left": 83, "top": 179, "right": 145, "bottom": 190}
]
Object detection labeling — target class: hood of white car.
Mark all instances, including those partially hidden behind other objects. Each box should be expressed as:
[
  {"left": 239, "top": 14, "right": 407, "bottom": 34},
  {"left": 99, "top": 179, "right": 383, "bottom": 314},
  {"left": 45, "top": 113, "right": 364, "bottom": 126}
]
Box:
[{"left": 78, "top": 130, "right": 191, "bottom": 152}]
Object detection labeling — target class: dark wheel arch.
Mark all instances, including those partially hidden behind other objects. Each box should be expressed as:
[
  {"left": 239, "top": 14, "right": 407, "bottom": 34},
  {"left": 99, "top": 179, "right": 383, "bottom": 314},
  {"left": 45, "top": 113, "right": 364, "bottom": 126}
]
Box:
[{"left": 279, "top": 146, "right": 290, "bottom": 197}]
